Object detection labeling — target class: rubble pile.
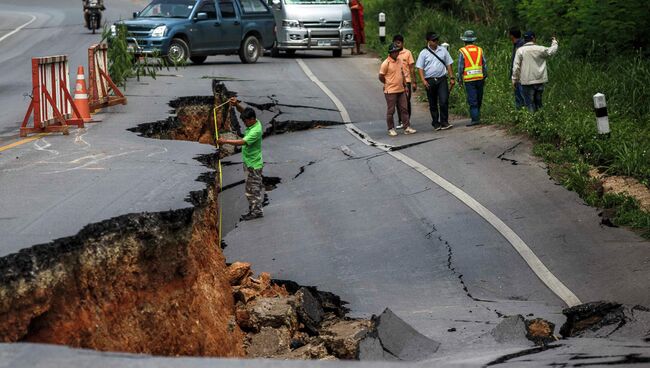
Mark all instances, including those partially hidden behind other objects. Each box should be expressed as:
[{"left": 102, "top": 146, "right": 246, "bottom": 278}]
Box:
[{"left": 226, "top": 262, "right": 373, "bottom": 360}]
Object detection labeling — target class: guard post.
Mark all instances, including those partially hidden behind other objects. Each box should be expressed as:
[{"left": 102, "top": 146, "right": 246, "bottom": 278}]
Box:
[
  {"left": 593, "top": 93, "right": 610, "bottom": 137},
  {"left": 378, "top": 12, "right": 386, "bottom": 44}
]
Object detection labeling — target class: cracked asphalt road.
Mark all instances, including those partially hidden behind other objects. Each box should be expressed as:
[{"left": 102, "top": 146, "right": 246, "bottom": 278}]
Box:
[{"left": 0, "top": 0, "right": 649, "bottom": 366}]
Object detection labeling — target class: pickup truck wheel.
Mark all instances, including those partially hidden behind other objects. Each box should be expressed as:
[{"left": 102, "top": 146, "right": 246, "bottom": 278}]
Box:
[
  {"left": 190, "top": 56, "right": 207, "bottom": 65},
  {"left": 333, "top": 49, "right": 343, "bottom": 57},
  {"left": 239, "top": 35, "right": 261, "bottom": 64},
  {"left": 165, "top": 38, "right": 189, "bottom": 65}
]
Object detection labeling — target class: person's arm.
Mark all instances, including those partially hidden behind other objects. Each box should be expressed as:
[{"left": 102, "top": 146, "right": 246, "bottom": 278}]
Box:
[
  {"left": 229, "top": 97, "right": 245, "bottom": 114},
  {"left": 409, "top": 63, "right": 417, "bottom": 91},
  {"left": 378, "top": 60, "right": 388, "bottom": 84},
  {"left": 221, "top": 122, "right": 262, "bottom": 147},
  {"left": 217, "top": 137, "right": 246, "bottom": 146},
  {"left": 456, "top": 52, "right": 464, "bottom": 84},
  {"left": 415, "top": 52, "right": 429, "bottom": 89},
  {"left": 445, "top": 50, "right": 456, "bottom": 88},
  {"left": 544, "top": 37, "right": 559, "bottom": 57},
  {"left": 418, "top": 68, "right": 429, "bottom": 90},
  {"left": 482, "top": 54, "right": 487, "bottom": 80},
  {"left": 512, "top": 49, "right": 522, "bottom": 87}
]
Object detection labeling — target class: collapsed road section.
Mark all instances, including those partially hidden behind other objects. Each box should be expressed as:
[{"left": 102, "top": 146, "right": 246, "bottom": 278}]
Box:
[{"left": 0, "top": 81, "right": 440, "bottom": 361}]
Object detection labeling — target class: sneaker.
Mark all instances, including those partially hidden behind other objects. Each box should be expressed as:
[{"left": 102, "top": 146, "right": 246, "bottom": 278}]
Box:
[
  {"left": 466, "top": 121, "right": 480, "bottom": 127},
  {"left": 395, "top": 123, "right": 404, "bottom": 129},
  {"left": 388, "top": 129, "right": 398, "bottom": 137},
  {"left": 404, "top": 127, "right": 417, "bottom": 135},
  {"left": 440, "top": 123, "right": 453, "bottom": 130},
  {"left": 240, "top": 212, "right": 263, "bottom": 221},
  {"left": 432, "top": 124, "right": 442, "bottom": 131}
]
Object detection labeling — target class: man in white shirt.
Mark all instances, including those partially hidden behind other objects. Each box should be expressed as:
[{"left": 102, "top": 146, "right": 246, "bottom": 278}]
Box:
[{"left": 512, "top": 31, "right": 559, "bottom": 112}]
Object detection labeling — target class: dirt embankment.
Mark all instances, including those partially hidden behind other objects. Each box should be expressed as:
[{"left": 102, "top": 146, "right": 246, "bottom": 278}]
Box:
[{"left": 0, "top": 171, "right": 245, "bottom": 356}]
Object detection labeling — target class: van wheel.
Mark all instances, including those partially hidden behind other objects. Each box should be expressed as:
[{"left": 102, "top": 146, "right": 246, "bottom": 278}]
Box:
[
  {"left": 333, "top": 49, "right": 343, "bottom": 57},
  {"left": 239, "top": 35, "right": 261, "bottom": 64},
  {"left": 165, "top": 38, "right": 189, "bottom": 65},
  {"left": 190, "top": 56, "right": 207, "bottom": 65}
]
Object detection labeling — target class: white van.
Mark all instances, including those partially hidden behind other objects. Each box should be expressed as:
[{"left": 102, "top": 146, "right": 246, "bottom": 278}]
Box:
[{"left": 268, "top": 0, "right": 355, "bottom": 57}]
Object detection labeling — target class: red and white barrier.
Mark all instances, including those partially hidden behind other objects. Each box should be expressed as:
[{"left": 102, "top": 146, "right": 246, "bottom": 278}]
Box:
[
  {"left": 88, "top": 43, "right": 126, "bottom": 112},
  {"left": 21, "top": 55, "right": 84, "bottom": 137}
]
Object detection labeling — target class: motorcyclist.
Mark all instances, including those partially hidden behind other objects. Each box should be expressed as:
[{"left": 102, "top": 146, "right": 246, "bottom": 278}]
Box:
[{"left": 83, "top": 0, "right": 106, "bottom": 29}]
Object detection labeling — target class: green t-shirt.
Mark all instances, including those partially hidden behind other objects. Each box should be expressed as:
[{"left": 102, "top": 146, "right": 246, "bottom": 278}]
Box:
[{"left": 242, "top": 120, "right": 263, "bottom": 169}]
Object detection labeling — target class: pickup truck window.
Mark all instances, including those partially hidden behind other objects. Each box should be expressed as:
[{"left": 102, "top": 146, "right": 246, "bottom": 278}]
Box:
[
  {"left": 240, "top": 0, "right": 268, "bottom": 13},
  {"left": 140, "top": 0, "right": 196, "bottom": 18},
  {"left": 219, "top": 1, "right": 237, "bottom": 18},
  {"left": 196, "top": 0, "right": 217, "bottom": 18}
]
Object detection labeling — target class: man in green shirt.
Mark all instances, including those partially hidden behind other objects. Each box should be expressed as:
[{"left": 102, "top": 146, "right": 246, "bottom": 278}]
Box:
[{"left": 217, "top": 98, "right": 264, "bottom": 221}]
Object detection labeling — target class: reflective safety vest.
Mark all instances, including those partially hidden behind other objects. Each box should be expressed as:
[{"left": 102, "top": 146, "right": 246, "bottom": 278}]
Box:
[{"left": 459, "top": 45, "right": 484, "bottom": 82}]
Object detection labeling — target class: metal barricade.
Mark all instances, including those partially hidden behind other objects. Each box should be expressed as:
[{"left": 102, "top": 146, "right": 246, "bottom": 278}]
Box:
[
  {"left": 88, "top": 43, "right": 127, "bottom": 112},
  {"left": 21, "top": 55, "right": 84, "bottom": 137}
]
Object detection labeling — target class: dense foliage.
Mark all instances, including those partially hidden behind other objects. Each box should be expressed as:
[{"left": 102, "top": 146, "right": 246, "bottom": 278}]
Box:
[
  {"left": 419, "top": 0, "right": 650, "bottom": 56},
  {"left": 364, "top": 0, "right": 650, "bottom": 236}
]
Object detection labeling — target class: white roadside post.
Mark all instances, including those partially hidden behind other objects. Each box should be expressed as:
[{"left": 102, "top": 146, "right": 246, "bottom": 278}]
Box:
[
  {"left": 441, "top": 42, "right": 450, "bottom": 50},
  {"left": 379, "top": 12, "right": 386, "bottom": 43},
  {"left": 593, "top": 93, "right": 610, "bottom": 136}
]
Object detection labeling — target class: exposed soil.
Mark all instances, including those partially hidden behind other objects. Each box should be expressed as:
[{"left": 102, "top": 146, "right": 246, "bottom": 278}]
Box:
[{"left": 0, "top": 172, "right": 245, "bottom": 356}]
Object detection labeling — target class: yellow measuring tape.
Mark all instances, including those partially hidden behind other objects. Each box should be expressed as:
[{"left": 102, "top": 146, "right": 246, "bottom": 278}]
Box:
[{"left": 213, "top": 99, "right": 230, "bottom": 247}]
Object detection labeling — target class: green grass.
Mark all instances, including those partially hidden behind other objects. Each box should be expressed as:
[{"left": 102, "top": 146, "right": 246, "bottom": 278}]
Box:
[{"left": 364, "top": 0, "right": 650, "bottom": 238}]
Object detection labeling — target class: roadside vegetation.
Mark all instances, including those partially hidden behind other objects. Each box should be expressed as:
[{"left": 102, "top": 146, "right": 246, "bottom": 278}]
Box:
[
  {"left": 363, "top": 0, "right": 650, "bottom": 237},
  {"left": 103, "top": 25, "right": 184, "bottom": 87}
]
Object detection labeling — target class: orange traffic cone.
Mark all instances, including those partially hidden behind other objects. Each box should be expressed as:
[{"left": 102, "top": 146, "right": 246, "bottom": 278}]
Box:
[{"left": 73, "top": 66, "right": 92, "bottom": 123}]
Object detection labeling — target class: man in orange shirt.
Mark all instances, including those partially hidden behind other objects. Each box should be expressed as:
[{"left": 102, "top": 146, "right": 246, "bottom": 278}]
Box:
[
  {"left": 379, "top": 43, "right": 417, "bottom": 137},
  {"left": 392, "top": 34, "right": 417, "bottom": 129}
]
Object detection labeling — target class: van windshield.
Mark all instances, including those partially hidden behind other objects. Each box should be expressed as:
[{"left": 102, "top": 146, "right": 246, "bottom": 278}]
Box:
[
  {"left": 140, "top": 0, "right": 196, "bottom": 18},
  {"left": 284, "top": 0, "right": 347, "bottom": 4}
]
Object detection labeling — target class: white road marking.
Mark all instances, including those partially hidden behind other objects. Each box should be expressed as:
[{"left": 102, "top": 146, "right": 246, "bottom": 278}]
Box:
[
  {"left": 296, "top": 58, "right": 582, "bottom": 307},
  {"left": 33, "top": 138, "right": 59, "bottom": 155},
  {"left": 0, "top": 15, "right": 37, "bottom": 44},
  {"left": 147, "top": 147, "right": 168, "bottom": 157}
]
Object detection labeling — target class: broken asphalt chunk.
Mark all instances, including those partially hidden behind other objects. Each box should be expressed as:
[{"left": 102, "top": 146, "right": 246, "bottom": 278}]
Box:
[
  {"left": 560, "top": 301, "right": 650, "bottom": 340},
  {"left": 491, "top": 315, "right": 530, "bottom": 345},
  {"left": 371, "top": 308, "right": 440, "bottom": 361},
  {"left": 292, "top": 287, "right": 325, "bottom": 335}
]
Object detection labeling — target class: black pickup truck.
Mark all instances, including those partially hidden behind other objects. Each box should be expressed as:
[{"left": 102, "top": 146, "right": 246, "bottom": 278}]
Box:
[{"left": 112, "top": 0, "right": 276, "bottom": 64}]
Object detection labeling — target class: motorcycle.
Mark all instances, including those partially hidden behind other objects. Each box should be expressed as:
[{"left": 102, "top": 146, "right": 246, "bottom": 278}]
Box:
[{"left": 85, "top": 0, "right": 104, "bottom": 34}]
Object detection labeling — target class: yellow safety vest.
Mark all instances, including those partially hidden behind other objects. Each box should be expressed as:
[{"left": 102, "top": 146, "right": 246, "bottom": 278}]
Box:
[{"left": 459, "top": 45, "right": 484, "bottom": 82}]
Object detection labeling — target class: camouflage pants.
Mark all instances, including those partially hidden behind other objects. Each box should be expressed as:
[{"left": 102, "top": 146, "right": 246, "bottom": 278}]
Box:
[{"left": 245, "top": 165, "right": 264, "bottom": 216}]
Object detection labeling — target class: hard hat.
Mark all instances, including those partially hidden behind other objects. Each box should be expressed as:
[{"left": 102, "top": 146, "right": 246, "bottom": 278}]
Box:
[{"left": 460, "top": 30, "right": 477, "bottom": 42}]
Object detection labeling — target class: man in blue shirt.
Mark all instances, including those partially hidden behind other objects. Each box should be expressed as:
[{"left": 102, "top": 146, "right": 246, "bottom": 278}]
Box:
[
  {"left": 509, "top": 27, "right": 526, "bottom": 109},
  {"left": 416, "top": 32, "right": 456, "bottom": 130}
]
